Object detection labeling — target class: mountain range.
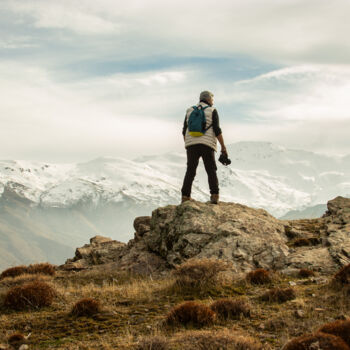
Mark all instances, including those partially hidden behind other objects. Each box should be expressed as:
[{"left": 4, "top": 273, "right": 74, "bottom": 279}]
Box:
[{"left": 1, "top": 141, "right": 349, "bottom": 270}]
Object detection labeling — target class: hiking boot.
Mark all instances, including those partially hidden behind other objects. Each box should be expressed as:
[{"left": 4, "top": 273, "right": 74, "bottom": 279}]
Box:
[
  {"left": 210, "top": 194, "right": 219, "bottom": 204},
  {"left": 181, "top": 195, "right": 192, "bottom": 203}
]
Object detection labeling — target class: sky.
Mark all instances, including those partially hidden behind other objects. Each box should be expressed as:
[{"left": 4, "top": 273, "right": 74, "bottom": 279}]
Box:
[{"left": 1, "top": 0, "right": 350, "bottom": 162}]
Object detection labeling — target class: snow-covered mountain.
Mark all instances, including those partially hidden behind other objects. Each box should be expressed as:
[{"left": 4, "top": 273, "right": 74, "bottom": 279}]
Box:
[{"left": 1, "top": 141, "right": 349, "bottom": 270}]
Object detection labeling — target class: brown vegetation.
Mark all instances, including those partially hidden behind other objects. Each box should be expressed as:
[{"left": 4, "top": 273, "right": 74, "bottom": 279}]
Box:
[
  {"left": 172, "top": 258, "right": 229, "bottom": 290},
  {"left": 334, "top": 264, "right": 350, "bottom": 285},
  {"left": 318, "top": 320, "right": 350, "bottom": 347},
  {"left": 3, "top": 280, "right": 56, "bottom": 310},
  {"left": 70, "top": 298, "right": 101, "bottom": 317},
  {"left": 210, "top": 298, "right": 251, "bottom": 320},
  {"left": 282, "top": 332, "right": 350, "bottom": 350},
  {"left": 0, "top": 263, "right": 56, "bottom": 280},
  {"left": 298, "top": 269, "right": 315, "bottom": 278},
  {"left": 166, "top": 301, "right": 216, "bottom": 328},
  {"left": 261, "top": 287, "right": 296, "bottom": 303},
  {"left": 175, "top": 330, "right": 262, "bottom": 350},
  {"left": 136, "top": 336, "right": 169, "bottom": 350},
  {"left": 246, "top": 269, "right": 271, "bottom": 285}
]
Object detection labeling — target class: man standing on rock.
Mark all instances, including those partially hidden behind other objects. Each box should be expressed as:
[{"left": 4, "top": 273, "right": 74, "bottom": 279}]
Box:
[{"left": 181, "top": 91, "right": 228, "bottom": 204}]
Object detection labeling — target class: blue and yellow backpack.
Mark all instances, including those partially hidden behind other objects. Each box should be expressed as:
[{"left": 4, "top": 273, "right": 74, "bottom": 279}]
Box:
[{"left": 187, "top": 105, "right": 212, "bottom": 137}]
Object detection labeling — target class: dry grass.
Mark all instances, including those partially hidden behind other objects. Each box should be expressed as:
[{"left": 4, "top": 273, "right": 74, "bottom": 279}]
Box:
[
  {"left": 166, "top": 301, "right": 216, "bottom": 328},
  {"left": 318, "top": 320, "right": 350, "bottom": 347},
  {"left": 246, "top": 269, "right": 271, "bottom": 285},
  {"left": 210, "top": 298, "right": 251, "bottom": 320},
  {"left": 298, "top": 269, "right": 315, "bottom": 278},
  {"left": 3, "top": 280, "right": 56, "bottom": 310},
  {"left": 172, "top": 258, "right": 230, "bottom": 291},
  {"left": 0, "top": 263, "right": 56, "bottom": 280},
  {"left": 261, "top": 287, "right": 296, "bottom": 303},
  {"left": 135, "top": 336, "right": 169, "bottom": 350},
  {"left": 70, "top": 298, "right": 102, "bottom": 317},
  {"left": 282, "top": 332, "right": 350, "bottom": 350},
  {"left": 174, "top": 329, "right": 262, "bottom": 350}
]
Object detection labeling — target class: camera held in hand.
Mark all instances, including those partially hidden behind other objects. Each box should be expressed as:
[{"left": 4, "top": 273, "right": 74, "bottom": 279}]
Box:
[{"left": 218, "top": 151, "right": 231, "bottom": 166}]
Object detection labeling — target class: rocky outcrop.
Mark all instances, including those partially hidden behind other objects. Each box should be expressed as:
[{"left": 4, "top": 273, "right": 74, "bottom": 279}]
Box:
[{"left": 61, "top": 196, "right": 350, "bottom": 275}]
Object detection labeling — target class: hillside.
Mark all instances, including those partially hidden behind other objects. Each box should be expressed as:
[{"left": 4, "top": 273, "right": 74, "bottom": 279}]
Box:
[{"left": 0, "top": 196, "right": 349, "bottom": 349}]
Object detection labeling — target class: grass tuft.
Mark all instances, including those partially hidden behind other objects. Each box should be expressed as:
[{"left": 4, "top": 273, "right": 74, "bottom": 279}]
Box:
[
  {"left": 246, "top": 269, "right": 271, "bottom": 285},
  {"left": 282, "top": 332, "right": 350, "bottom": 350},
  {"left": 136, "top": 336, "right": 169, "bottom": 350},
  {"left": 70, "top": 298, "right": 101, "bottom": 317},
  {"left": 334, "top": 264, "right": 350, "bottom": 285},
  {"left": 210, "top": 298, "right": 251, "bottom": 320},
  {"left": 261, "top": 287, "right": 296, "bottom": 303},
  {"left": 0, "top": 263, "right": 56, "bottom": 280},
  {"left": 298, "top": 269, "right": 315, "bottom": 278},
  {"left": 172, "top": 258, "right": 230, "bottom": 292},
  {"left": 174, "top": 329, "right": 262, "bottom": 350},
  {"left": 166, "top": 301, "right": 216, "bottom": 328},
  {"left": 3, "top": 280, "right": 56, "bottom": 310},
  {"left": 318, "top": 320, "right": 350, "bottom": 347}
]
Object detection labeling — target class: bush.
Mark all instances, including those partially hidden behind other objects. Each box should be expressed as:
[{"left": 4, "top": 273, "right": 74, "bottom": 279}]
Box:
[
  {"left": 298, "top": 269, "right": 315, "bottom": 278},
  {"left": 210, "top": 298, "right": 251, "bottom": 320},
  {"left": 136, "top": 336, "right": 169, "bottom": 350},
  {"left": 166, "top": 301, "right": 216, "bottom": 328},
  {"left": 282, "top": 332, "right": 350, "bottom": 350},
  {"left": 334, "top": 264, "right": 350, "bottom": 285},
  {"left": 0, "top": 266, "right": 28, "bottom": 279},
  {"left": 70, "top": 298, "right": 101, "bottom": 317},
  {"left": 261, "top": 287, "right": 296, "bottom": 303},
  {"left": 318, "top": 320, "right": 350, "bottom": 347},
  {"left": 246, "top": 269, "right": 271, "bottom": 285},
  {"left": 3, "top": 280, "right": 56, "bottom": 310},
  {"left": 176, "top": 330, "right": 262, "bottom": 350},
  {"left": 172, "top": 258, "right": 230, "bottom": 290},
  {"left": 0, "top": 263, "right": 56, "bottom": 280}
]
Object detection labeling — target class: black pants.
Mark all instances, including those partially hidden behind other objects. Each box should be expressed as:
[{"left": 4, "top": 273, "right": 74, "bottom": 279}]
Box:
[{"left": 181, "top": 144, "right": 219, "bottom": 197}]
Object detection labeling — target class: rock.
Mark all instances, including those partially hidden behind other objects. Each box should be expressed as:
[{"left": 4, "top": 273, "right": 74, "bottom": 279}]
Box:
[
  {"left": 61, "top": 196, "right": 350, "bottom": 275},
  {"left": 295, "top": 309, "right": 305, "bottom": 319}
]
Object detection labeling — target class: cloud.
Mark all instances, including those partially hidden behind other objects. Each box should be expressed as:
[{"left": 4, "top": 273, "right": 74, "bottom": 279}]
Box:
[{"left": 2, "top": 0, "right": 350, "bottom": 64}]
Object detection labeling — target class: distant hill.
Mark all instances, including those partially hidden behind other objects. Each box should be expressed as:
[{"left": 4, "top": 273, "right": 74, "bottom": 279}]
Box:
[{"left": 279, "top": 203, "right": 327, "bottom": 220}]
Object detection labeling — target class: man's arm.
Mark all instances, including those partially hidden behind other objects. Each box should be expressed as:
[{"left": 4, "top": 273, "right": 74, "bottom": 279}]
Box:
[
  {"left": 182, "top": 115, "right": 187, "bottom": 141},
  {"left": 212, "top": 110, "right": 227, "bottom": 154}
]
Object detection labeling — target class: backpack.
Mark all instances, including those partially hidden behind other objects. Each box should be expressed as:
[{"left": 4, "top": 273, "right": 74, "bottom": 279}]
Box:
[{"left": 187, "top": 105, "right": 212, "bottom": 137}]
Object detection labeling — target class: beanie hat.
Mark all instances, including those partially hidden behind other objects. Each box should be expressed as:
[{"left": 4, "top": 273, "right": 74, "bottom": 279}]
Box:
[{"left": 199, "top": 91, "right": 214, "bottom": 103}]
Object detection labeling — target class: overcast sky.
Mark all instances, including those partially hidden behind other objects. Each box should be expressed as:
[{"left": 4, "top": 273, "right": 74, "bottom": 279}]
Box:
[{"left": 1, "top": 0, "right": 350, "bottom": 162}]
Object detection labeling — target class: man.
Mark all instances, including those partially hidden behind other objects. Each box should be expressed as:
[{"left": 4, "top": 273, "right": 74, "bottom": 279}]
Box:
[{"left": 181, "top": 91, "right": 228, "bottom": 204}]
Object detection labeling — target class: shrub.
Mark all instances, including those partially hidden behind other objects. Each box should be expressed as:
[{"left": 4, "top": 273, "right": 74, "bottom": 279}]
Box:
[
  {"left": 210, "top": 298, "right": 251, "bottom": 320},
  {"left": 261, "top": 287, "right": 296, "bottom": 303},
  {"left": 334, "top": 264, "right": 350, "bottom": 285},
  {"left": 298, "top": 269, "right": 315, "bottom": 278},
  {"left": 70, "top": 298, "right": 101, "bottom": 317},
  {"left": 246, "top": 269, "right": 271, "bottom": 285},
  {"left": 176, "top": 330, "right": 262, "bottom": 350},
  {"left": 166, "top": 301, "right": 216, "bottom": 328},
  {"left": 28, "top": 263, "right": 56, "bottom": 276},
  {"left": 0, "top": 263, "right": 56, "bottom": 280},
  {"left": 3, "top": 280, "right": 56, "bottom": 310},
  {"left": 282, "top": 332, "right": 350, "bottom": 350},
  {"left": 172, "top": 258, "right": 230, "bottom": 290},
  {"left": 0, "top": 266, "right": 28, "bottom": 280},
  {"left": 136, "top": 336, "right": 169, "bottom": 350},
  {"left": 318, "top": 320, "right": 350, "bottom": 347}
]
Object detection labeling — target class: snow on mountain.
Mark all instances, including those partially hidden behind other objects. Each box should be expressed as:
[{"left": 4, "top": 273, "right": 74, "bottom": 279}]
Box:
[{"left": 1, "top": 142, "right": 349, "bottom": 218}]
